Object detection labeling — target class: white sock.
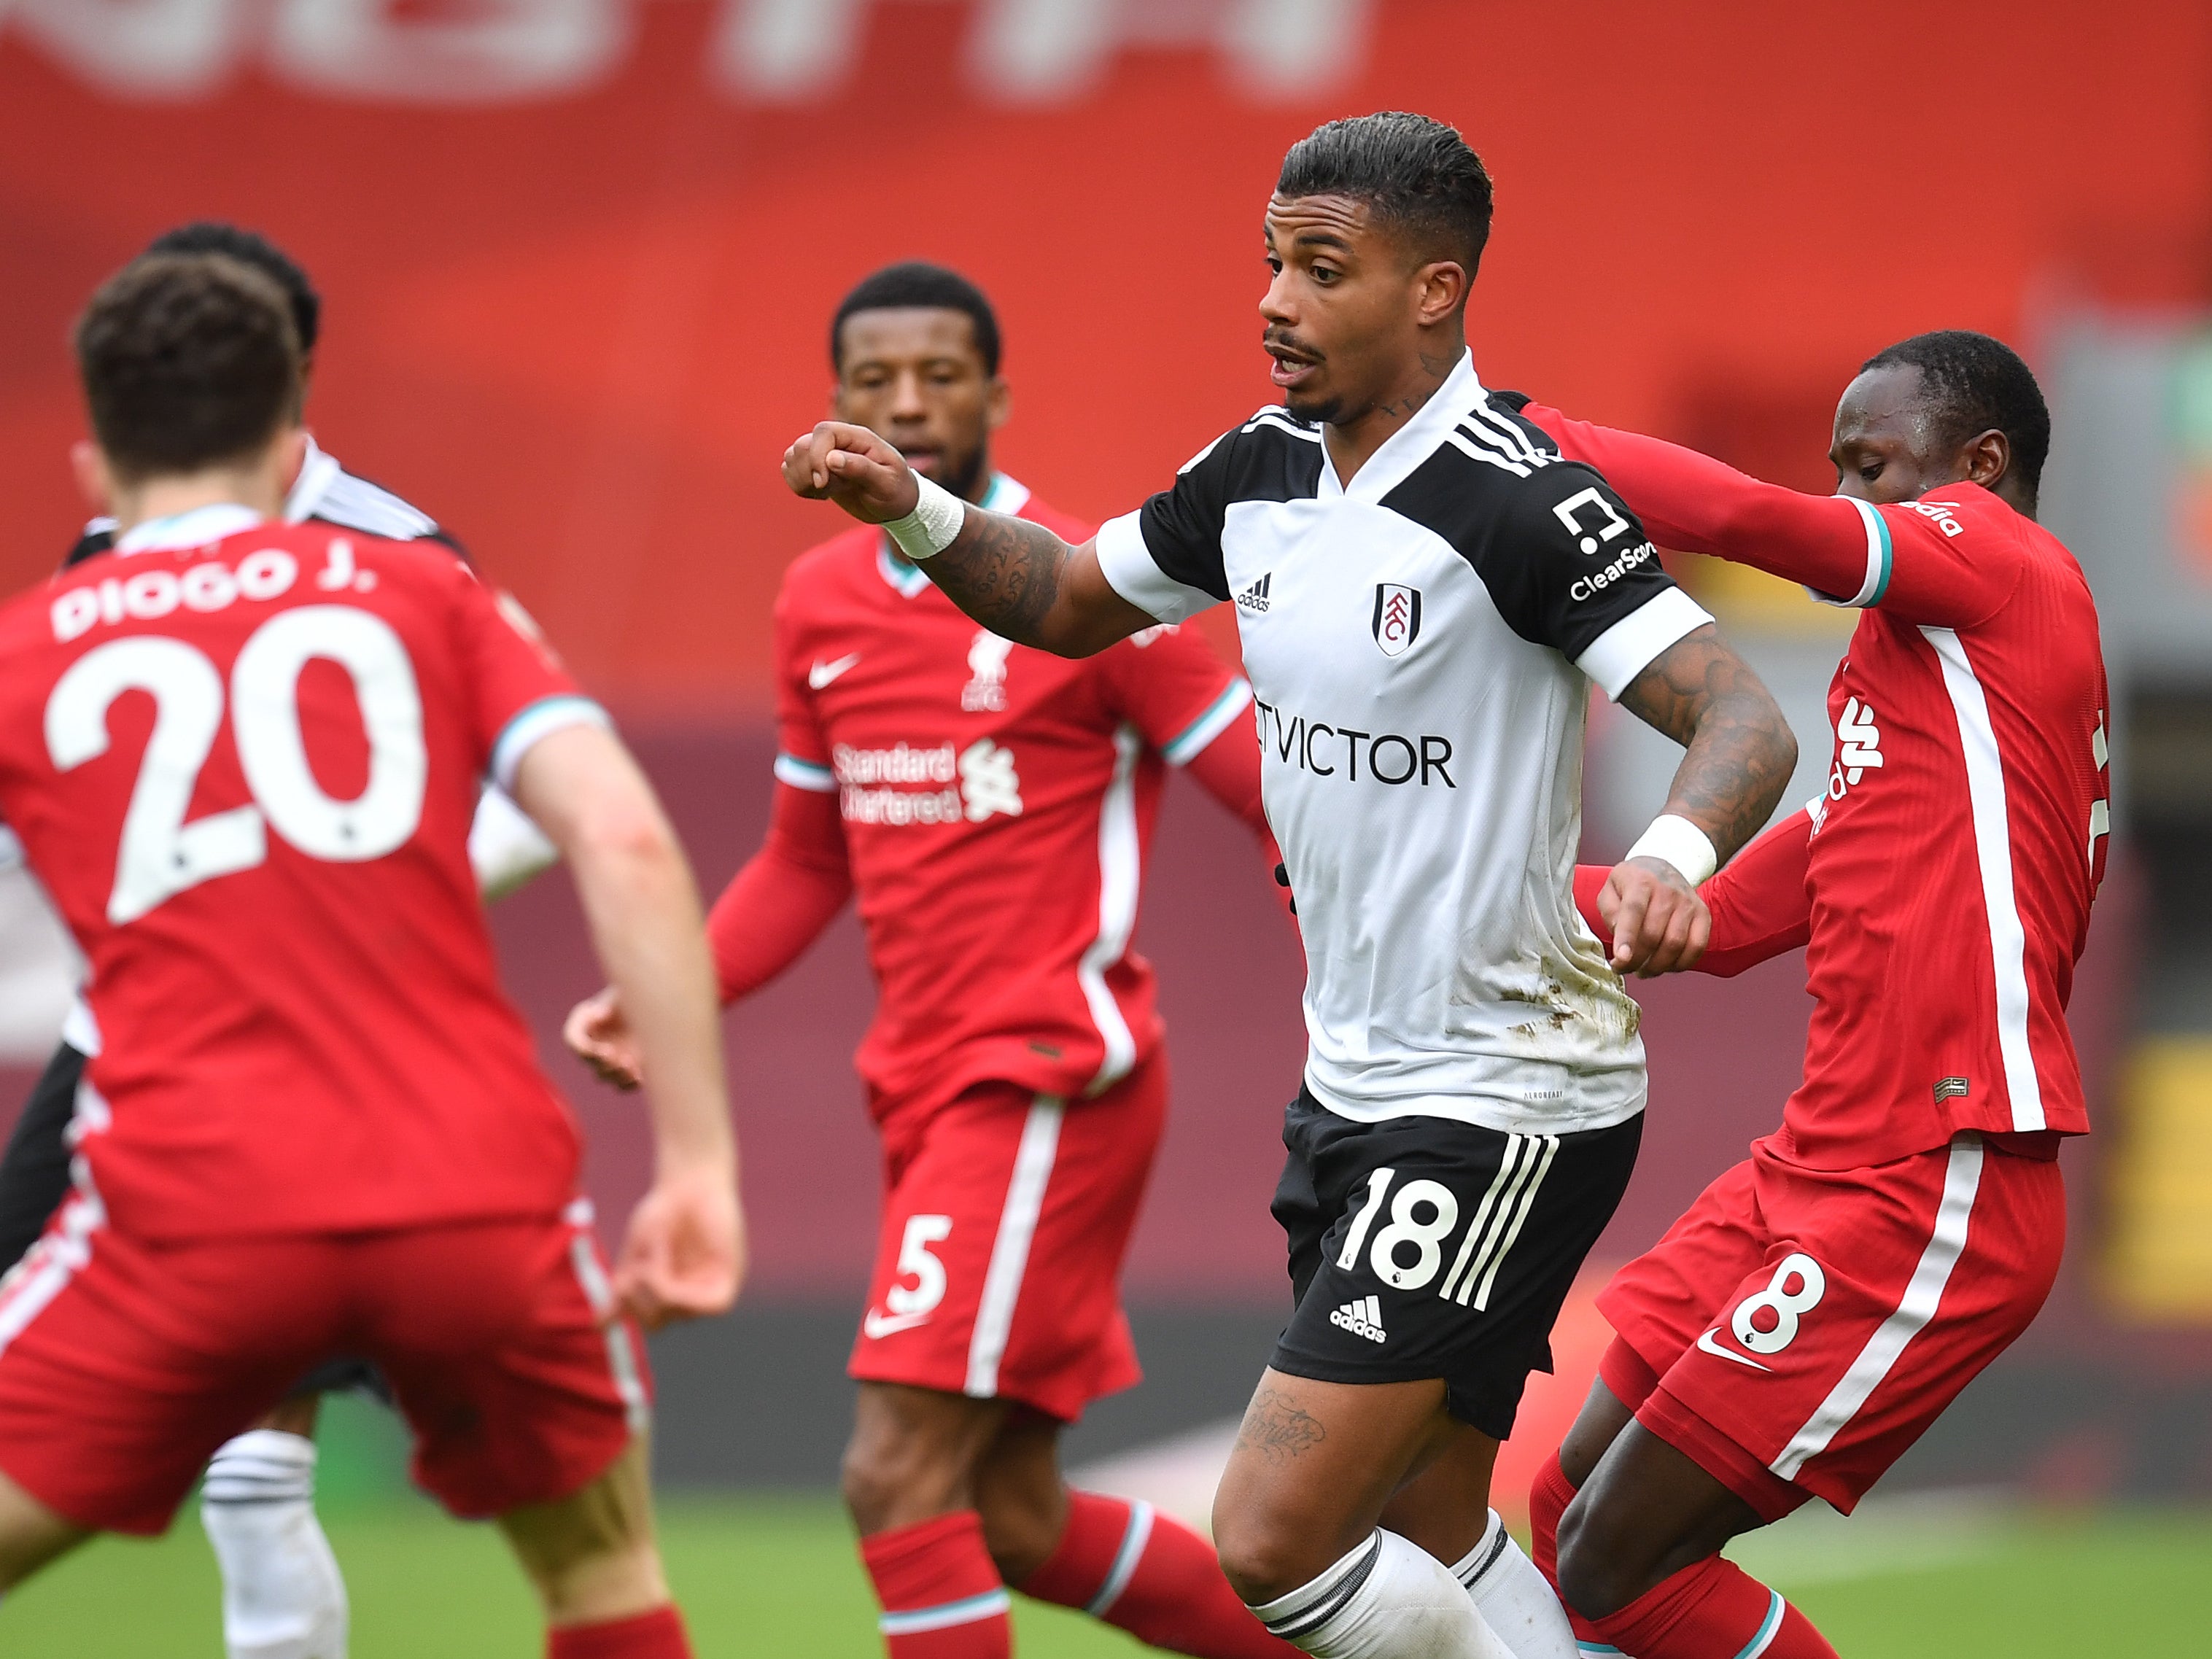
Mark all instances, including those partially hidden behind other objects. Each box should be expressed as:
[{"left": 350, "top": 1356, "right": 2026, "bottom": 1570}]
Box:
[
  {"left": 1251, "top": 1528, "right": 1517, "bottom": 1658},
  {"left": 1449, "top": 1511, "right": 1576, "bottom": 1659},
  {"left": 201, "top": 1431, "right": 349, "bottom": 1659}
]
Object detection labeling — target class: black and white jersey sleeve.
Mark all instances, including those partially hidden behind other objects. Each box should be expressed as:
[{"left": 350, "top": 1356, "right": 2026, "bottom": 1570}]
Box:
[
  {"left": 1385, "top": 443, "right": 1709, "bottom": 699},
  {"left": 1095, "top": 409, "right": 1325, "bottom": 623}
]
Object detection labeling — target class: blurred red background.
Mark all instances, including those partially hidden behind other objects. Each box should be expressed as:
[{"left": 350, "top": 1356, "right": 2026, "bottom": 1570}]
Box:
[{"left": 3, "top": 1, "right": 2205, "bottom": 709}]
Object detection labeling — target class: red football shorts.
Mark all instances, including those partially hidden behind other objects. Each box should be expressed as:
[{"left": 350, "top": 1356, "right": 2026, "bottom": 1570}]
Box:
[
  {"left": 851, "top": 1054, "right": 1166, "bottom": 1423},
  {"left": 1596, "top": 1130, "right": 2063, "bottom": 1519},
  {"left": 0, "top": 1193, "right": 648, "bottom": 1535}
]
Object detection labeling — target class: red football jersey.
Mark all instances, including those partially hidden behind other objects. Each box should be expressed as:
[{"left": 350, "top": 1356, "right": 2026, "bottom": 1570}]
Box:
[
  {"left": 1782, "top": 486, "right": 2107, "bottom": 1163},
  {"left": 771, "top": 476, "right": 1257, "bottom": 1116},
  {"left": 0, "top": 506, "right": 600, "bottom": 1239},
  {"left": 1529, "top": 405, "right": 2111, "bottom": 1167}
]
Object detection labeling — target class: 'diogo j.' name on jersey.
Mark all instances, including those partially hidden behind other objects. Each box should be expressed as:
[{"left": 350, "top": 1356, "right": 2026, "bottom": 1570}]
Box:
[{"left": 0, "top": 513, "right": 595, "bottom": 1240}]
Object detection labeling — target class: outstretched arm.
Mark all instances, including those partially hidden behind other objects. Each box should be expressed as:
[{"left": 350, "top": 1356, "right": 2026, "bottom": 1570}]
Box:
[
  {"left": 1600, "top": 626, "right": 1798, "bottom": 976},
  {"left": 514, "top": 723, "right": 742, "bottom": 1328},
  {"left": 1520, "top": 401, "right": 2018, "bottom": 628},
  {"left": 783, "top": 421, "right": 1155, "bottom": 656}
]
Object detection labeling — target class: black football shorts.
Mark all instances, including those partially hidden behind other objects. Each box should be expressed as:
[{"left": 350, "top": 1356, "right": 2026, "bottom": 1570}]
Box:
[{"left": 1270, "top": 1087, "right": 1642, "bottom": 1440}]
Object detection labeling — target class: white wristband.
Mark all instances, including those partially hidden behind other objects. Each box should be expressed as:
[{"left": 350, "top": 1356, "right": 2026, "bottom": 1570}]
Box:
[
  {"left": 1625, "top": 813, "right": 1718, "bottom": 887},
  {"left": 882, "top": 475, "right": 967, "bottom": 562}
]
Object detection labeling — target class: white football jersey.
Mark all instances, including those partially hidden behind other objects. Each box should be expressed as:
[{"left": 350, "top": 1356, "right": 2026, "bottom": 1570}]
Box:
[{"left": 1096, "top": 354, "right": 1711, "bottom": 1134}]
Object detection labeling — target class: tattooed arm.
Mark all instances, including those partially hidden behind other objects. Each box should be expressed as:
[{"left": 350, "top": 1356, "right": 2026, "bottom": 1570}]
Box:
[
  {"left": 1601, "top": 624, "right": 1798, "bottom": 976},
  {"left": 783, "top": 420, "right": 1154, "bottom": 656}
]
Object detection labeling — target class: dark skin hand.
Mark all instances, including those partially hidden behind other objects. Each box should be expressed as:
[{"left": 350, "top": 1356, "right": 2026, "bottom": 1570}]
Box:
[
  {"left": 1604, "top": 626, "right": 1798, "bottom": 976},
  {"left": 1831, "top": 361, "right": 2033, "bottom": 518}
]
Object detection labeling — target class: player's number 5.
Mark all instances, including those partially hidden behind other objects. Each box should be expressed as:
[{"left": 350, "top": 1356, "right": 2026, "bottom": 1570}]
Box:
[
  {"left": 45, "top": 607, "right": 427, "bottom": 925},
  {"left": 887, "top": 1214, "right": 952, "bottom": 1318}
]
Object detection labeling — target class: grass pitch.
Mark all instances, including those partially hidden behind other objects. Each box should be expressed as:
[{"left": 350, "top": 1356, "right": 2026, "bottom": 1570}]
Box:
[{"left": 4, "top": 1491, "right": 2209, "bottom": 1656}]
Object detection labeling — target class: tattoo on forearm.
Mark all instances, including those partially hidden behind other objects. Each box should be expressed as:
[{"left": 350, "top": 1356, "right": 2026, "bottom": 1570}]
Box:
[
  {"left": 924, "top": 513, "right": 1069, "bottom": 646},
  {"left": 1618, "top": 627, "right": 1797, "bottom": 863},
  {"left": 1234, "top": 1386, "right": 1327, "bottom": 1465}
]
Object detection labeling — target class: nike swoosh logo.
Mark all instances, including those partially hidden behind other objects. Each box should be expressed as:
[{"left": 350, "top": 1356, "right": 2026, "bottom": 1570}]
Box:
[
  {"left": 1696, "top": 1327, "right": 1771, "bottom": 1372},
  {"left": 810, "top": 653, "right": 862, "bottom": 690},
  {"left": 862, "top": 1308, "right": 931, "bottom": 1340}
]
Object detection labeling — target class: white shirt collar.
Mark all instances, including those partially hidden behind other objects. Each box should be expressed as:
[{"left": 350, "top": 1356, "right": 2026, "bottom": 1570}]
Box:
[
  {"left": 114, "top": 502, "right": 265, "bottom": 554},
  {"left": 1317, "top": 350, "right": 1485, "bottom": 503},
  {"left": 284, "top": 433, "right": 341, "bottom": 523},
  {"left": 81, "top": 434, "right": 336, "bottom": 548},
  {"left": 877, "top": 473, "right": 1028, "bottom": 597}
]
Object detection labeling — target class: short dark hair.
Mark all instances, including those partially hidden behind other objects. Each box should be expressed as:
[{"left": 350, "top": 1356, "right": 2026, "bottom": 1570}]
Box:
[
  {"left": 145, "top": 222, "right": 320, "bottom": 355},
  {"left": 74, "top": 252, "right": 303, "bottom": 483},
  {"left": 1276, "top": 112, "right": 1494, "bottom": 278},
  {"left": 830, "top": 262, "right": 1001, "bottom": 377},
  {"left": 1861, "top": 330, "right": 2051, "bottom": 501}
]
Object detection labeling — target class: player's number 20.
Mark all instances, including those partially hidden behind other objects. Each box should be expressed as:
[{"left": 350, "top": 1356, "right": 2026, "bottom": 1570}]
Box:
[{"left": 44, "top": 607, "right": 428, "bottom": 925}]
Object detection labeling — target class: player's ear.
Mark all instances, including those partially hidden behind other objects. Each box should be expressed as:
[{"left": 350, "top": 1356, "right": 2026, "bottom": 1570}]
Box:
[
  {"left": 986, "top": 376, "right": 1011, "bottom": 435},
  {"left": 1961, "top": 427, "right": 2009, "bottom": 491},
  {"left": 1413, "top": 259, "right": 1467, "bottom": 330},
  {"left": 69, "top": 440, "right": 112, "bottom": 517},
  {"left": 277, "top": 426, "right": 310, "bottom": 488}
]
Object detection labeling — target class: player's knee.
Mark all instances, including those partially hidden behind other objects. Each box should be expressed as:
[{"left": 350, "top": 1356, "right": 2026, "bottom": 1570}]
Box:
[
  {"left": 499, "top": 1442, "right": 665, "bottom": 1624},
  {"left": 1553, "top": 1492, "right": 1639, "bottom": 1620},
  {"left": 977, "top": 1497, "right": 1059, "bottom": 1585},
  {"left": 1210, "top": 1501, "right": 1318, "bottom": 1608},
  {"left": 0, "top": 1471, "right": 90, "bottom": 1593},
  {"left": 529, "top": 1538, "right": 668, "bottom": 1626},
  {"left": 971, "top": 1451, "right": 1066, "bottom": 1583},
  {"left": 840, "top": 1426, "right": 967, "bottom": 1535}
]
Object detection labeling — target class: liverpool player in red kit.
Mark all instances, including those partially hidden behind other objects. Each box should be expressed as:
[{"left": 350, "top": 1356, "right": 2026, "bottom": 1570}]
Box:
[
  {"left": 1507, "top": 333, "right": 2108, "bottom": 1659},
  {"left": 569, "top": 265, "right": 1295, "bottom": 1659},
  {"left": 0, "top": 255, "right": 740, "bottom": 1659}
]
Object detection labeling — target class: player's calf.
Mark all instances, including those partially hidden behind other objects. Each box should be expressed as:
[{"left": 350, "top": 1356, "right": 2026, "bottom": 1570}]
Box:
[
  {"left": 842, "top": 1383, "right": 1012, "bottom": 1537},
  {"left": 0, "top": 1466, "right": 89, "bottom": 1592},
  {"left": 497, "top": 1439, "right": 691, "bottom": 1658},
  {"left": 846, "top": 1385, "right": 1019, "bottom": 1659},
  {"left": 1555, "top": 1415, "right": 1832, "bottom": 1659}
]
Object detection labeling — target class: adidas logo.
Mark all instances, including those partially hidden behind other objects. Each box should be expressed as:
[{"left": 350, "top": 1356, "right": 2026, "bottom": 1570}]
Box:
[
  {"left": 1235, "top": 573, "right": 1272, "bottom": 614},
  {"left": 1329, "top": 1295, "right": 1386, "bottom": 1343}
]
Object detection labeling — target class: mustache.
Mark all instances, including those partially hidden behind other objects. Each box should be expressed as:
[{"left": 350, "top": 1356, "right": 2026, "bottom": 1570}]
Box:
[{"left": 1264, "top": 329, "right": 1323, "bottom": 363}]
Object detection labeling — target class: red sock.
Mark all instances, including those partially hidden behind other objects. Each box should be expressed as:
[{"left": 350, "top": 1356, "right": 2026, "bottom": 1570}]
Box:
[
  {"left": 547, "top": 1605, "right": 691, "bottom": 1658},
  {"left": 1528, "top": 1450, "right": 1575, "bottom": 1585},
  {"left": 861, "top": 1511, "right": 1012, "bottom": 1659},
  {"left": 1587, "top": 1554, "right": 1837, "bottom": 1659},
  {"left": 1020, "top": 1491, "right": 1297, "bottom": 1658}
]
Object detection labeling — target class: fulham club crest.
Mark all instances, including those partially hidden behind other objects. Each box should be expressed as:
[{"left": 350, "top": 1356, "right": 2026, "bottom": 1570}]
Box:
[{"left": 1372, "top": 583, "right": 1421, "bottom": 657}]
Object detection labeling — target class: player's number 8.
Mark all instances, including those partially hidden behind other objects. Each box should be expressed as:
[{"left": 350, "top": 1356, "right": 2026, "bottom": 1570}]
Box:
[
  {"left": 45, "top": 608, "right": 427, "bottom": 925},
  {"left": 1731, "top": 1252, "right": 1827, "bottom": 1355}
]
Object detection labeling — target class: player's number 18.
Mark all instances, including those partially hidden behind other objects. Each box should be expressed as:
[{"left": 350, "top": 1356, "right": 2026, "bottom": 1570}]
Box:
[{"left": 44, "top": 607, "right": 427, "bottom": 925}]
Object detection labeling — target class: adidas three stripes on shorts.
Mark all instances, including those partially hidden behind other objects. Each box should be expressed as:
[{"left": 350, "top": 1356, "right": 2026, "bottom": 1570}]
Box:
[{"left": 1269, "top": 1087, "right": 1642, "bottom": 1439}]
